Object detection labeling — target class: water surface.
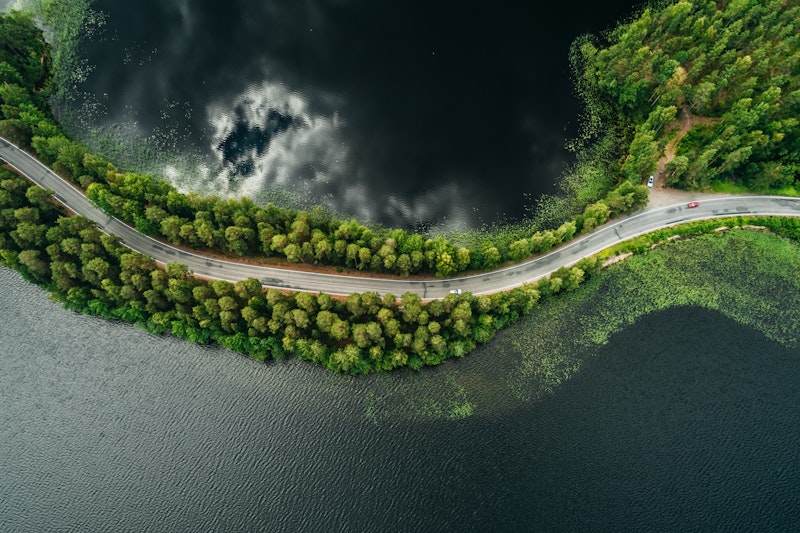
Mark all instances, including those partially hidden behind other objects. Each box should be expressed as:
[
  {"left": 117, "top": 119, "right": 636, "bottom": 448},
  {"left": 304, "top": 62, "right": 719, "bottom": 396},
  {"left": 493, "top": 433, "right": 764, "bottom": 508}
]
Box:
[
  {"left": 2, "top": 266, "right": 798, "bottom": 531},
  {"left": 60, "top": 0, "right": 642, "bottom": 228}
]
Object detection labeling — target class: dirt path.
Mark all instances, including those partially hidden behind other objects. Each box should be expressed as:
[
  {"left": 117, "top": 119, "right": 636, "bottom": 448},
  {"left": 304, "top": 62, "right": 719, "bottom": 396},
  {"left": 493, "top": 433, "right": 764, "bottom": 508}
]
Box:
[
  {"left": 654, "top": 106, "right": 721, "bottom": 188},
  {"left": 648, "top": 106, "right": 724, "bottom": 207}
]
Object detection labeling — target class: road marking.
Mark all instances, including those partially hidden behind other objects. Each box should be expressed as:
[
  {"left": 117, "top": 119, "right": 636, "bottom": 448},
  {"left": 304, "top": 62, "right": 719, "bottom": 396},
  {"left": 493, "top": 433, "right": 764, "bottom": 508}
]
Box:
[{"left": 4, "top": 135, "right": 800, "bottom": 298}]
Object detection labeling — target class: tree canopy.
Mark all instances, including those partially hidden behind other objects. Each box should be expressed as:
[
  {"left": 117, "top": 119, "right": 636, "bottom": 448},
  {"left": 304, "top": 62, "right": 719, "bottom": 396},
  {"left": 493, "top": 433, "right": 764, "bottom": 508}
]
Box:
[{"left": 573, "top": 0, "right": 800, "bottom": 191}]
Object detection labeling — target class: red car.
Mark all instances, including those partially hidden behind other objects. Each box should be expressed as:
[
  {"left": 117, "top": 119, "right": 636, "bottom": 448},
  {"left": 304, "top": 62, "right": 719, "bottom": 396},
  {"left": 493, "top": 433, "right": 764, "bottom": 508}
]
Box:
[{"left": 687, "top": 201, "right": 699, "bottom": 208}]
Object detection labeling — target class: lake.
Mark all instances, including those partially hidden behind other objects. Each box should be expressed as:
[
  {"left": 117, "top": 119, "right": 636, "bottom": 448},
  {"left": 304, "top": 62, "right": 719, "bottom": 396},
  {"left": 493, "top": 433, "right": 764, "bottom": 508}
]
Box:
[
  {"left": 4, "top": 3, "right": 800, "bottom": 530},
  {"left": 57, "top": 0, "right": 641, "bottom": 229},
  {"left": 2, "top": 265, "right": 798, "bottom": 532}
]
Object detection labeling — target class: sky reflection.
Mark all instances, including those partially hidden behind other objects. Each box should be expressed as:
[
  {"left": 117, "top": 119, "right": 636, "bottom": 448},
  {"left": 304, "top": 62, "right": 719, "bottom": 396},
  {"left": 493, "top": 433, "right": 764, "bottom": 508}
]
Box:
[{"left": 68, "top": 0, "right": 636, "bottom": 228}]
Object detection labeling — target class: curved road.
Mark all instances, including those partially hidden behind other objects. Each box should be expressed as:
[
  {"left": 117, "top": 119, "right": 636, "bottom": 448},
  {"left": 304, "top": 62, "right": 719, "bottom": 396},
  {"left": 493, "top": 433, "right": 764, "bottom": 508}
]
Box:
[{"left": 3, "top": 136, "right": 800, "bottom": 298}]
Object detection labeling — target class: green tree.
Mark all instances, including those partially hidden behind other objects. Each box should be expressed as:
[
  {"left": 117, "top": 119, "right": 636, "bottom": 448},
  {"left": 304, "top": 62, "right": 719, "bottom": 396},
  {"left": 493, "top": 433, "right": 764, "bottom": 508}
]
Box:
[{"left": 17, "top": 249, "right": 49, "bottom": 279}]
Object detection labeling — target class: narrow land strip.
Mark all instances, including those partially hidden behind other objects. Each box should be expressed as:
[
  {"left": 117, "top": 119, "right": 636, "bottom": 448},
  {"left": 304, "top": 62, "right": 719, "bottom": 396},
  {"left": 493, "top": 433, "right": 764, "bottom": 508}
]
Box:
[{"left": 3, "top": 135, "right": 800, "bottom": 299}]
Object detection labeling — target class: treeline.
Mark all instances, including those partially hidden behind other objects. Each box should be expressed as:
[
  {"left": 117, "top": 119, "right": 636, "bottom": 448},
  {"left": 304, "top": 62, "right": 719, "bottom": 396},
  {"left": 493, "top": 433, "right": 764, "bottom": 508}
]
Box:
[
  {"left": 572, "top": 0, "right": 800, "bottom": 191},
  {"left": 0, "top": 168, "right": 600, "bottom": 372},
  {"left": 3, "top": 9, "right": 798, "bottom": 373},
  {"left": 0, "top": 8, "right": 612, "bottom": 374},
  {"left": 0, "top": 10, "right": 647, "bottom": 279}
]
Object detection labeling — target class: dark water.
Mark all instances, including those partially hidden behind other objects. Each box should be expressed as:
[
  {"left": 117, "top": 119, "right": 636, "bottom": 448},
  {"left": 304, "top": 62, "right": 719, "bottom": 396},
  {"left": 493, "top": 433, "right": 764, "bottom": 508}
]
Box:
[
  {"left": 2, "top": 266, "right": 799, "bottom": 532},
  {"left": 63, "top": 0, "right": 641, "bottom": 228}
]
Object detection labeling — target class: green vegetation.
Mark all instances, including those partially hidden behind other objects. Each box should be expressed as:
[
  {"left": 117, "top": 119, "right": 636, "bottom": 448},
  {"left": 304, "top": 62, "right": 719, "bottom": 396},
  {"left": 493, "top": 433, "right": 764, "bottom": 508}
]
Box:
[
  {"left": 0, "top": 10, "right": 597, "bottom": 374},
  {"left": 13, "top": 110, "right": 645, "bottom": 277},
  {"left": 506, "top": 227, "right": 800, "bottom": 403},
  {"left": 2, "top": 5, "right": 800, "bottom": 377},
  {"left": 6, "top": 157, "right": 795, "bottom": 379},
  {"left": 1, "top": 9, "right": 647, "bottom": 280},
  {"left": 0, "top": 168, "right": 600, "bottom": 373},
  {"left": 362, "top": 227, "right": 800, "bottom": 422},
  {"left": 572, "top": 0, "right": 800, "bottom": 192},
  {"left": 0, "top": 10, "right": 50, "bottom": 93}
]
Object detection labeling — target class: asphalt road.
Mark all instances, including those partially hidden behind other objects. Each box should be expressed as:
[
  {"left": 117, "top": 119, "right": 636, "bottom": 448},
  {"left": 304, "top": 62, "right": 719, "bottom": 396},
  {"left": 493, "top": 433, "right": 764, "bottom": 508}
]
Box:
[{"left": 3, "top": 135, "right": 800, "bottom": 298}]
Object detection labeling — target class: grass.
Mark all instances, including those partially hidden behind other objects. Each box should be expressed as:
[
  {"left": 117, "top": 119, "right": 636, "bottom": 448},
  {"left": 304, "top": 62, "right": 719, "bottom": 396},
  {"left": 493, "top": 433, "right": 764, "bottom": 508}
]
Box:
[{"left": 708, "top": 181, "right": 800, "bottom": 198}]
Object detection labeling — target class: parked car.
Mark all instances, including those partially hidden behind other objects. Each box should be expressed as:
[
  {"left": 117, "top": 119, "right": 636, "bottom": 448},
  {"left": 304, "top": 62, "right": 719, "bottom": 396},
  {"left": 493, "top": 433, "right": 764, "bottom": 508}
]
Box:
[
  {"left": 687, "top": 201, "right": 699, "bottom": 208},
  {"left": 647, "top": 175, "right": 654, "bottom": 188}
]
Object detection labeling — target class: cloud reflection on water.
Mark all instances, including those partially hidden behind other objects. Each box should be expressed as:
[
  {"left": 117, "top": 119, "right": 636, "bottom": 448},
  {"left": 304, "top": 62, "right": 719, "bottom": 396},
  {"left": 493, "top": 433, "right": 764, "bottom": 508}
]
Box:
[{"left": 63, "top": 0, "right": 631, "bottom": 229}]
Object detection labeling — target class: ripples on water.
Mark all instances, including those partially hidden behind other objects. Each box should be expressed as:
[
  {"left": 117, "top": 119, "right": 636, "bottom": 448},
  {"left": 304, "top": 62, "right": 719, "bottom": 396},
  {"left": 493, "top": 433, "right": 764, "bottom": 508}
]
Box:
[{"left": 2, "top": 266, "right": 800, "bottom": 531}]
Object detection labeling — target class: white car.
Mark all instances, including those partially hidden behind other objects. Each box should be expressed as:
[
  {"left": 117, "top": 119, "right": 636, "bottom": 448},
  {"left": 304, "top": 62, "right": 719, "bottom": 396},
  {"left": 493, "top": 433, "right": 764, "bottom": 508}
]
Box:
[
  {"left": 449, "top": 289, "right": 462, "bottom": 295},
  {"left": 647, "top": 175, "right": 655, "bottom": 188}
]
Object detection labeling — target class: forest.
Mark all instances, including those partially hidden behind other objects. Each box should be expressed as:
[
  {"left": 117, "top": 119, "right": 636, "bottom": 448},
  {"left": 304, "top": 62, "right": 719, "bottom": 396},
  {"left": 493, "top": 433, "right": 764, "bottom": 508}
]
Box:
[
  {"left": 572, "top": 0, "right": 800, "bottom": 192},
  {"left": 2, "top": 2, "right": 800, "bottom": 373},
  {"left": 1, "top": 166, "right": 598, "bottom": 372}
]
